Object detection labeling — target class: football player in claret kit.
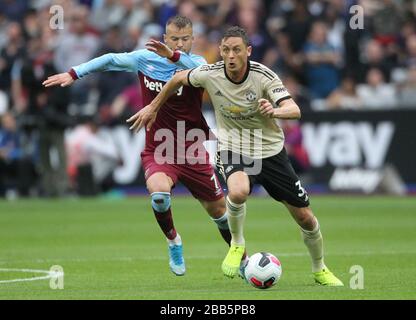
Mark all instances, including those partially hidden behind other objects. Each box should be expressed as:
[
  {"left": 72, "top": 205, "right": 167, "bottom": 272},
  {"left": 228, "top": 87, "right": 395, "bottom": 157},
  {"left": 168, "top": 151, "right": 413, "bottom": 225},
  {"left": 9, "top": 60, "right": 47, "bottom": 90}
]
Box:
[
  {"left": 129, "top": 26, "right": 343, "bottom": 286},
  {"left": 44, "top": 16, "right": 248, "bottom": 277}
]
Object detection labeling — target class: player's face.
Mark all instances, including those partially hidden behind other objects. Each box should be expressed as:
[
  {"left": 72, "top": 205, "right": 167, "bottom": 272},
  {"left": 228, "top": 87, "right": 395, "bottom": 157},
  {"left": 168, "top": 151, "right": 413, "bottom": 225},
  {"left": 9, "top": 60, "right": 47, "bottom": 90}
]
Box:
[
  {"left": 220, "top": 37, "right": 252, "bottom": 74},
  {"left": 164, "top": 24, "right": 194, "bottom": 54}
]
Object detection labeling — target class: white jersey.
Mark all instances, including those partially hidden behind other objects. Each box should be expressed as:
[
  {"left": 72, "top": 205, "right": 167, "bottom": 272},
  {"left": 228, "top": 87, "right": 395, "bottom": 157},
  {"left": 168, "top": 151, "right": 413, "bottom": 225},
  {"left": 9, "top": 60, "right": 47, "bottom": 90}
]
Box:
[{"left": 188, "top": 60, "right": 291, "bottom": 159}]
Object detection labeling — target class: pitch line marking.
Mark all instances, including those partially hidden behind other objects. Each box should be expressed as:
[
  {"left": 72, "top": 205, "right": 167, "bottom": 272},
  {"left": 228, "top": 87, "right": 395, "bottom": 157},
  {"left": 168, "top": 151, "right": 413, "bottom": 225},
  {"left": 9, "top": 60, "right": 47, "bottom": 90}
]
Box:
[{"left": 0, "top": 268, "right": 63, "bottom": 284}]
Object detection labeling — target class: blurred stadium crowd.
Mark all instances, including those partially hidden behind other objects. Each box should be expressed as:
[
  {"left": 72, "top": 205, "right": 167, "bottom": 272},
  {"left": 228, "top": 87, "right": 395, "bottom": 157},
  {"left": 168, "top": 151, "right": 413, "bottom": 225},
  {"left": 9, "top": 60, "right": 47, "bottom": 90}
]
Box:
[{"left": 0, "top": 0, "right": 415, "bottom": 198}]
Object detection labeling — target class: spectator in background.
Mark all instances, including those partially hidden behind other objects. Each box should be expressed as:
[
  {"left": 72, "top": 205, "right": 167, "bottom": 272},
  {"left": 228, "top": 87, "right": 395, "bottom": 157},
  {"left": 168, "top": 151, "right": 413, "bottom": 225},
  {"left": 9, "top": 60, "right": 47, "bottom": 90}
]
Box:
[
  {"left": 0, "top": 22, "right": 25, "bottom": 96},
  {"left": 192, "top": 30, "right": 219, "bottom": 63},
  {"left": 323, "top": 0, "right": 345, "bottom": 55},
  {"left": 66, "top": 117, "right": 120, "bottom": 195},
  {"left": 403, "top": 34, "right": 416, "bottom": 68},
  {"left": 0, "top": 112, "right": 35, "bottom": 198},
  {"left": 326, "top": 76, "right": 362, "bottom": 110},
  {"left": 0, "top": 13, "right": 8, "bottom": 51},
  {"left": 236, "top": 0, "right": 267, "bottom": 62},
  {"left": 136, "top": 23, "right": 163, "bottom": 50},
  {"left": 186, "top": 0, "right": 234, "bottom": 31},
  {"left": 91, "top": 0, "right": 123, "bottom": 32},
  {"left": 281, "top": 0, "right": 313, "bottom": 54},
  {"left": 359, "top": 40, "right": 393, "bottom": 83},
  {"left": 372, "top": 0, "right": 403, "bottom": 46},
  {"left": 357, "top": 67, "right": 397, "bottom": 109},
  {"left": 95, "top": 26, "right": 136, "bottom": 119},
  {"left": 54, "top": 5, "right": 99, "bottom": 108},
  {"left": 54, "top": 5, "right": 99, "bottom": 73},
  {"left": 117, "top": 0, "right": 152, "bottom": 31},
  {"left": 0, "top": 0, "right": 28, "bottom": 22},
  {"left": 0, "top": 90, "right": 7, "bottom": 115},
  {"left": 14, "top": 36, "right": 72, "bottom": 197},
  {"left": 398, "top": 65, "right": 416, "bottom": 108},
  {"left": 304, "top": 21, "right": 342, "bottom": 99},
  {"left": 22, "top": 8, "right": 40, "bottom": 40}
]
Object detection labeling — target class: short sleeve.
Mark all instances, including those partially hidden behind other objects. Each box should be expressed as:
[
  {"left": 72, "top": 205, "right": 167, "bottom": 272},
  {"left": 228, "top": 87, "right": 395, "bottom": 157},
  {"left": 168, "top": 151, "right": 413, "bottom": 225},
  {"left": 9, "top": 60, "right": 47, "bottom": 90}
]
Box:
[
  {"left": 265, "top": 72, "right": 291, "bottom": 106},
  {"left": 187, "top": 64, "right": 210, "bottom": 88}
]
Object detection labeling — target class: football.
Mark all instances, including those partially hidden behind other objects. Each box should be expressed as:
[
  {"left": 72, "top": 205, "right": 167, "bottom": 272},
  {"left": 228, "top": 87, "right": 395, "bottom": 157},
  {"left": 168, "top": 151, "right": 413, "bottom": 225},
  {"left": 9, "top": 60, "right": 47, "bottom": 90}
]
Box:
[{"left": 244, "top": 252, "right": 282, "bottom": 289}]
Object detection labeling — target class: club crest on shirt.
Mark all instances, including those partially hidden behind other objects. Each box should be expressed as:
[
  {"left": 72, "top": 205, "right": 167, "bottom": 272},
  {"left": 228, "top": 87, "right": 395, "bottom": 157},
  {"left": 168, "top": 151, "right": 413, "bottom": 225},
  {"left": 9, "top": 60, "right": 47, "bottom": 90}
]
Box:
[{"left": 245, "top": 89, "right": 257, "bottom": 102}]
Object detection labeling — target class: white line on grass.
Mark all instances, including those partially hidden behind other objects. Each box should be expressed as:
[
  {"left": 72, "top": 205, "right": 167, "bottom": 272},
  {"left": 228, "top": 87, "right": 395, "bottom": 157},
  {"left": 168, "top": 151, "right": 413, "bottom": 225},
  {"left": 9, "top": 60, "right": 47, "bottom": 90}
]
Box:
[
  {"left": 0, "top": 250, "right": 415, "bottom": 266},
  {"left": 0, "top": 268, "right": 63, "bottom": 284}
]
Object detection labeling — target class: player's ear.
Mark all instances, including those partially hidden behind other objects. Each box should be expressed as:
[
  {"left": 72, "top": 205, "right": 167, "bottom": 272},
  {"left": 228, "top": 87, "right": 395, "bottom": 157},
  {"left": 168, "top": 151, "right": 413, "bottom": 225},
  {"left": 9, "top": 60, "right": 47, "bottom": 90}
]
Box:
[
  {"left": 163, "top": 34, "right": 167, "bottom": 43},
  {"left": 247, "top": 46, "right": 252, "bottom": 57}
]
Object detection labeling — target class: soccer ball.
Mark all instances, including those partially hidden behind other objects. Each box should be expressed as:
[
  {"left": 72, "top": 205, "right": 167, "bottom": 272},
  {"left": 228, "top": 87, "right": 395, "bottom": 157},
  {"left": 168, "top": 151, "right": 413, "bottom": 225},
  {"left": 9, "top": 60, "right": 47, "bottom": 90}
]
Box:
[{"left": 244, "top": 252, "right": 282, "bottom": 289}]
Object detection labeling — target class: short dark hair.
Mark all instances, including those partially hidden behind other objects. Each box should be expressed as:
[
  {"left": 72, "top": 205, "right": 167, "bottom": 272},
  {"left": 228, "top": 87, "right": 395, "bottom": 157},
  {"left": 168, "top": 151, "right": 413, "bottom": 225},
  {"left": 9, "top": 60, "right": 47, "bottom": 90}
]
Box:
[
  {"left": 222, "top": 26, "right": 250, "bottom": 46},
  {"left": 166, "top": 15, "right": 192, "bottom": 29}
]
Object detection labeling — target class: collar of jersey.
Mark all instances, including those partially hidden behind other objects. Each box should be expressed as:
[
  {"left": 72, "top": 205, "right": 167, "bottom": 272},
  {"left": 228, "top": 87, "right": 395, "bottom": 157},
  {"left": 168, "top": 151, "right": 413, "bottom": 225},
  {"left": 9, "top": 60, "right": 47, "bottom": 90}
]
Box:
[{"left": 224, "top": 60, "right": 251, "bottom": 85}]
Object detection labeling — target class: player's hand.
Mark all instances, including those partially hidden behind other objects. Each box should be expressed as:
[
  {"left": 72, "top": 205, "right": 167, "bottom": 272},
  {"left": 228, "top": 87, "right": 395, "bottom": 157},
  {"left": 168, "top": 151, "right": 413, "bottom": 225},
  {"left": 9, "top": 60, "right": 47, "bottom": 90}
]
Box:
[
  {"left": 258, "top": 98, "right": 275, "bottom": 118},
  {"left": 145, "top": 39, "right": 174, "bottom": 59},
  {"left": 42, "top": 72, "right": 74, "bottom": 87},
  {"left": 126, "top": 105, "right": 157, "bottom": 133}
]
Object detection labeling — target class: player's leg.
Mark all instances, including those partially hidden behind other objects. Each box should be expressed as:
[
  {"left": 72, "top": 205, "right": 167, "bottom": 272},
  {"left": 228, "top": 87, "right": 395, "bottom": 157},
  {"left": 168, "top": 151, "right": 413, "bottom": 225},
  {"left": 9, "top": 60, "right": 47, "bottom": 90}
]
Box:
[
  {"left": 146, "top": 172, "right": 176, "bottom": 239},
  {"left": 259, "top": 148, "right": 343, "bottom": 286},
  {"left": 146, "top": 171, "right": 186, "bottom": 276},
  {"left": 221, "top": 171, "right": 250, "bottom": 278},
  {"left": 198, "top": 197, "right": 249, "bottom": 275},
  {"left": 215, "top": 151, "right": 252, "bottom": 278},
  {"left": 178, "top": 159, "right": 249, "bottom": 277},
  {"left": 283, "top": 201, "right": 343, "bottom": 286},
  {"left": 198, "top": 197, "right": 231, "bottom": 244},
  {"left": 226, "top": 171, "right": 249, "bottom": 247}
]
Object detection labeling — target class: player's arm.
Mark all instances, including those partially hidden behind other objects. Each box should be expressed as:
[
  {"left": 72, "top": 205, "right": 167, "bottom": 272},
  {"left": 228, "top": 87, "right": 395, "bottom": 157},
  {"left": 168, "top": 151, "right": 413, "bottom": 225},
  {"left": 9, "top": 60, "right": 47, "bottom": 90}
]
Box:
[
  {"left": 258, "top": 68, "right": 301, "bottom": 119},
  {"left": 42, "top": 51, "right": 143, "bottom": 88},
  {"left": 258, "top": 98, "right": 301, "bottom": 119},
  {"left": 146, "top": 39, "right": 206, "bottom": 69},
  {"left": 126, "top": 70, "right": 191, "bottom": 132}
]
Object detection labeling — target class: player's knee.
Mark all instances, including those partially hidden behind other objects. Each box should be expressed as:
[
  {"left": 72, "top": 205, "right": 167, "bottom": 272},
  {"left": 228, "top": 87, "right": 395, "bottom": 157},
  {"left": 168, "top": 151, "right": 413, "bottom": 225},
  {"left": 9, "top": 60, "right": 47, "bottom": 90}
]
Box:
[
  {"left": 146, "top": 179, "right": 171, "bottom": 194},
  {"left": 151, "top": 192, "right": 171, "bottom": 212},
  {"left": 228, "top": 188, "right": 249, "bottom": 204}
]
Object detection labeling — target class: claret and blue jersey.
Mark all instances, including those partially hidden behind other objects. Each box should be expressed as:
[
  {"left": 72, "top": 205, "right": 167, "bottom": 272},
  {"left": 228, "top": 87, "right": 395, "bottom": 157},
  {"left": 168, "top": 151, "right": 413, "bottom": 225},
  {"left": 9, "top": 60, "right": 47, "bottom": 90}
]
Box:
[{"left": 72, "top": 50, "right": 210, "bottom": 156}]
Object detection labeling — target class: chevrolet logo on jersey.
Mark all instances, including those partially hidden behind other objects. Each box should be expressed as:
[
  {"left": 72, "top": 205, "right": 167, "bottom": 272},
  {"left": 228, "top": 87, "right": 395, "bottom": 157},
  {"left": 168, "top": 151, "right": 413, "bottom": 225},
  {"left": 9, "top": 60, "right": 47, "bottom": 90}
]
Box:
[
  {"left": 223, "top": 105, "right": 246, "bottom": 113},
  {"left": 220, "top": 104, "right": 257, "bottom": 117}
]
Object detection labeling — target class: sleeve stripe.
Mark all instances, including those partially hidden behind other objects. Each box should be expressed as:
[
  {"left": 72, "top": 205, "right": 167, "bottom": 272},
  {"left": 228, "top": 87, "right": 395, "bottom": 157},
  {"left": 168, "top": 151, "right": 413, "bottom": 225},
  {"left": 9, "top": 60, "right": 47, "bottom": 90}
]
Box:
[
  {"left": 250, "top": 66, "right": 275, "bottom": 80},
  {"left": 250, "top": 63, "right": 276, "bottom": 79},
  {"left": 250, "top": 68, "right": 274, "bottom": 81},
  {"left": 187, "top": 68, "right": 196, "bottom": 88},
  {"left": 276, "top": 96, "right": 292, "bottom": 105}
]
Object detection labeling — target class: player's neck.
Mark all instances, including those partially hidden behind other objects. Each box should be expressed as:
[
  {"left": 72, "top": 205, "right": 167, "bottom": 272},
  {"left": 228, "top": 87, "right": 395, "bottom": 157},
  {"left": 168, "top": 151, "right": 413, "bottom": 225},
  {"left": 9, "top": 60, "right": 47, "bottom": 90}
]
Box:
[{"left": 225, "top": 60, "right": 249, "bottom": 84}]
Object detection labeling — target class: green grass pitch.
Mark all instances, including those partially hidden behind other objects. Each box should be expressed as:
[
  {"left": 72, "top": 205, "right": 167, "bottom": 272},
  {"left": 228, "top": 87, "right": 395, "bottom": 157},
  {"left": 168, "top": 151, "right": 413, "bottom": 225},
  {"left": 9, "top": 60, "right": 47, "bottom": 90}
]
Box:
[{"left": 0, "top": 196, "right": 415, "bottom": 300}]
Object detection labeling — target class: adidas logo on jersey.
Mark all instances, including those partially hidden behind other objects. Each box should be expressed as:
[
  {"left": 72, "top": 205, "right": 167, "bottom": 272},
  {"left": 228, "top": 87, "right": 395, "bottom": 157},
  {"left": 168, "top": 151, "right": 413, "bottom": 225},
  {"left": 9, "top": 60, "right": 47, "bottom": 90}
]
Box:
[{"left": 215, "top": 90, "right": 223, "bottom": 97}]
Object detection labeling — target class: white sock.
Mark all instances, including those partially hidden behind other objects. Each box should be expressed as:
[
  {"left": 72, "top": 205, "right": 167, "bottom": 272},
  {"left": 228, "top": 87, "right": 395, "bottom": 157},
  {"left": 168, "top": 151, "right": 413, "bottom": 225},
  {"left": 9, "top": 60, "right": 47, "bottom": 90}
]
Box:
[
  {"left": 211, "top": 212, "right": 229, "bottom": 230},
  {"left": 301, "top": 218, "right": 326, "bottom": 273},
  {"left": 167, "top": 233, "right": 182, "bottom": 246},
  {"left": 226, "top": 196, "right": 246, "bottom": 246}
]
